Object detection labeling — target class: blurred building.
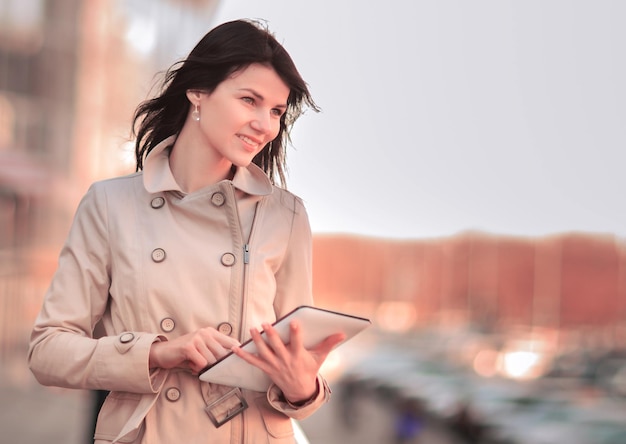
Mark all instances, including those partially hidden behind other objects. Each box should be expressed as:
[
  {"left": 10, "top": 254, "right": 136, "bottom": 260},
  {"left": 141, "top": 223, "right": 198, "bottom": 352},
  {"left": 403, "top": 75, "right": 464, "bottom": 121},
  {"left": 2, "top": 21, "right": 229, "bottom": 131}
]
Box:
[
  {"left": 313, "top": 232, "right": 626, "bottom": 344},
  {"left": 0, "top": 0, "right": 220, "bottom": 361}
]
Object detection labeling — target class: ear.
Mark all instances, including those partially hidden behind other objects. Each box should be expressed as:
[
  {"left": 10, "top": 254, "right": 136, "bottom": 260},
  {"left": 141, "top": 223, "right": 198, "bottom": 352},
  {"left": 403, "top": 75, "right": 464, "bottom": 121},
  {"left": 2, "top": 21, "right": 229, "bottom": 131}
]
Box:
[{"left": 186, "top": 89, "right": 202, "bottom": 105}]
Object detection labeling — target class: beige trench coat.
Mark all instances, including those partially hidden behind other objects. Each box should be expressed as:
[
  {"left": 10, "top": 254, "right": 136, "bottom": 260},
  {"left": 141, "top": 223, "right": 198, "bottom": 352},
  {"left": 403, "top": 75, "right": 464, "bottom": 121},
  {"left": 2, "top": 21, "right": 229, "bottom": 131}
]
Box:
[{"left": 28, "top": 136, "right": 330, "bottom": 443}]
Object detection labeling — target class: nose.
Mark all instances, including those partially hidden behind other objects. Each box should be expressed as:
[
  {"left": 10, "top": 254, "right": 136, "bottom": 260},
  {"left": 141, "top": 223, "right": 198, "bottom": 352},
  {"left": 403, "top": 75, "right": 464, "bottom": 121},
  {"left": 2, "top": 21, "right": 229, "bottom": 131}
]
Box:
[{"left": 250, "top": 110, "right": 272, "bottom": 134}]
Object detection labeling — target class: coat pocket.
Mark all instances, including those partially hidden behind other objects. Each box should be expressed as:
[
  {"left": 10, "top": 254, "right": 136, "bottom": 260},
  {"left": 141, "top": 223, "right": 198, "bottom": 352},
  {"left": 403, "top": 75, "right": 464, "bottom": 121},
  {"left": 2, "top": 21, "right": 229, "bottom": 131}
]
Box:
[
  {"left": 254, "top": 397, "right": 295, "bottom": 442},
  {"left": 94, "top": 391, "right": 145, "bottom": 443}
]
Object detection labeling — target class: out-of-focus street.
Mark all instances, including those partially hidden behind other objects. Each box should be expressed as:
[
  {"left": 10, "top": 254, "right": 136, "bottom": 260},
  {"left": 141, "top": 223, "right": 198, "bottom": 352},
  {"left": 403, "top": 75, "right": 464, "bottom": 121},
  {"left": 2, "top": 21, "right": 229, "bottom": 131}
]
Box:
[
  {"left": 299, "top": 382, "right": 466, "bottom": 444},
  {"left": 1, "top": 353, "right": 90, "bottom": 444}
]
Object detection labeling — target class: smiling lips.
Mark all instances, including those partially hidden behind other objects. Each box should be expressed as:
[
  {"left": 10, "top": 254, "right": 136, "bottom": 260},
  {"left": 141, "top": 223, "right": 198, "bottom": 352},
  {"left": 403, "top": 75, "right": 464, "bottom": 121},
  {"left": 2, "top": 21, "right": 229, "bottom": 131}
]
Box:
[{"left": 238, "top": 134, "right": 262, "bottom": 152}]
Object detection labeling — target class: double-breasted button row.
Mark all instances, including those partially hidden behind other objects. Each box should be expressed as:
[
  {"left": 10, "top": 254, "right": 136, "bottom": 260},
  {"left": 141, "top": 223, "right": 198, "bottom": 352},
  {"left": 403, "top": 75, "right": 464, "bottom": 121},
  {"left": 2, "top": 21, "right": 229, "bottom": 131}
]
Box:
[
  {"left": 152, "top": 247, "right": 237, "bottom": 267},
  {"left": 152, "top": 192, "right": 226, "bottom": 209},
  {"left": 153, "top": 249, "right": 238, "bottom": 267}
]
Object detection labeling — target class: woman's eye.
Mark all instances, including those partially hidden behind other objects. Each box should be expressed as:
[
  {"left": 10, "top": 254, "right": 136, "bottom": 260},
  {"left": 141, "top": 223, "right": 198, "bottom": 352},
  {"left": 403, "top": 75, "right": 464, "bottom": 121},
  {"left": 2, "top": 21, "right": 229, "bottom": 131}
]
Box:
[
  {"left": 242, "top": 97, "right": 254, "bottom": 105},
  {"left": 271, "top": 108, "right": 284, "bottom": 117}
]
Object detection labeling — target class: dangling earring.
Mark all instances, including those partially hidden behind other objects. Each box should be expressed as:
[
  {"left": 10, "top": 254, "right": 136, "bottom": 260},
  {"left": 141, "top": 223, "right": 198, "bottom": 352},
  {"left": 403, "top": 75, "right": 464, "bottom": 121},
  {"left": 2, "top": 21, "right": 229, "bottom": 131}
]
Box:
[{"left": 191, "top": 104, "right": 200, "bottom": 121}]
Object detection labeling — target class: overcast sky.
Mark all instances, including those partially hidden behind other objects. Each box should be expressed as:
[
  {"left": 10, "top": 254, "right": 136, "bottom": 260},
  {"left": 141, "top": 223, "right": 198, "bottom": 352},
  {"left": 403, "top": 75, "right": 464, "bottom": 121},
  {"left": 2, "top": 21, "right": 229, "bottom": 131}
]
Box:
[{"left": 206, "top": 1, "right": 626, "bottom": 240}]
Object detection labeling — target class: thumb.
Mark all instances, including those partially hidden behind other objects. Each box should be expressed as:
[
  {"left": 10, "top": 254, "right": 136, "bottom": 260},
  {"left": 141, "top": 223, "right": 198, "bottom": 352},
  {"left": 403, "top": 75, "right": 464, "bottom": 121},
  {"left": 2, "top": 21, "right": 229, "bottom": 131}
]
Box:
[{"left": 312, "top": 332, "right": 346, "bottom": 358}]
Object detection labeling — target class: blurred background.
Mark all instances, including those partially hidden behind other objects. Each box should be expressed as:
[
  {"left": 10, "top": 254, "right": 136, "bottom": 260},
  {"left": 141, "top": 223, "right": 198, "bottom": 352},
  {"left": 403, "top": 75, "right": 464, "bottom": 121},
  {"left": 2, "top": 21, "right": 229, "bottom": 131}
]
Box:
[{"left": 1, "top": 0, "right": 625, "bottom": 443}]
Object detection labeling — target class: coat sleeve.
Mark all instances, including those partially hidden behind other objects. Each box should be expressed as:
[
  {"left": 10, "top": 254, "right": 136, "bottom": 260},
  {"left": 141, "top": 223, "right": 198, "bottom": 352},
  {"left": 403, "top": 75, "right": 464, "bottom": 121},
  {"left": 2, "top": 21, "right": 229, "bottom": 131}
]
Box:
[
  {"left": 28, "top": 182, "right": 166, "bottom": 394},
  {"left": 267, "top": 374, "right": 331, "bottom": 420}
]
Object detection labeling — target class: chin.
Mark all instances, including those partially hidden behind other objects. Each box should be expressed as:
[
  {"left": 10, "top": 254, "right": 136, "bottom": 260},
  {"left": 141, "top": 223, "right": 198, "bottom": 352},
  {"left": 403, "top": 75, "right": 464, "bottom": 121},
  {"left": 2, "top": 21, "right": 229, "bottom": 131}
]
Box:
[
  {"left": 231, "top": 157, "right": 255, "bottom": 168},
  {"left": 236, "top": 152, "right": 262, "bottom": 166}
]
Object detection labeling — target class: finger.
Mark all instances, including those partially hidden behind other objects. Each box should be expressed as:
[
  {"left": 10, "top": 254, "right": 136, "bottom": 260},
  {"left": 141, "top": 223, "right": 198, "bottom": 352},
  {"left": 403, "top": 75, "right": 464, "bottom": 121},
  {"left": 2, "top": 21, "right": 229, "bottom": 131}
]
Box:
[
  {"left": 211, "top": 329, "right": 241, "bottom": 349},
  {"left": 198, "top": 327, "right": 240, "bottom": 348},
  {"left": 231, "top": 342, "right": 279, "bottom": 377},
  {"left": 198, "top": 328, "right": 240, "bottom": 360},
  {"left": 197, "top": 341, "right": 219, "bottom": 365},
  {"left": 208, "top": 344, "right": 231, "bottom": 360},
  {"left": 261, "top": 323, "right": 289, "bottom": 360},
  {"left": 311, "top": 333, "right": 346, "bottom": 358},
  {"left": 204, "top": 336, "right": 235, "bottom": 360},
  {"left": 183, "top": 343, "right": 213, "bottom": 373},
  {"left": 231, "top": 345, "right": 269, "bottom": 372},
  {"left": 248, "top": 326, "right": 275, "bottom": 361},
  {"left": 287, "top": 320, "right": 303, "bottom": 352},
  {"left": 210, "top": 333, "right": 240, "bottom": 349},
  {"left": 219, "top": 336, "right": 241, "bottom": 348}
]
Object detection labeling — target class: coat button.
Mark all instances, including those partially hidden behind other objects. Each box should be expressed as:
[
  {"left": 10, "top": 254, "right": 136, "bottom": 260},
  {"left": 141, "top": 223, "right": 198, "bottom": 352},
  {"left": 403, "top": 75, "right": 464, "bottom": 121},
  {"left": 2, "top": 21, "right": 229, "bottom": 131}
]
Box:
[
  {"left": 211, "top": 192, "right": 225, "bottom": 207},
  {"left": 151, "top": 248, "right": 166, "bottom": 263},
  {"left": 220, "top": 252, "right": 236, "bottom": 267},
  {"left": 160, "top": 317, "right": 175, "bottom": 333},
  {"left": 151, "top": 196, "right": 165, "bottom": 209},
  {"left": 165, "top": 387, "right": 181, "bottom": 402},
  {"left": 217, "top": 322, "right": 233, "bottom": 336},
  {"left": 120, "top": 332, "right": 134, "bottom": 344}
]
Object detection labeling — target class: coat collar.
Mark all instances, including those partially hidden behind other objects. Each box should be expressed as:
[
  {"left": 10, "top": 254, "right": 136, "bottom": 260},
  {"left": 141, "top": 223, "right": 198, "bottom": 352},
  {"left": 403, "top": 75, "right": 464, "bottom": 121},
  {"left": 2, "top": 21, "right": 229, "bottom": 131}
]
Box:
[{"left": 142, "top": 135, "right": 273, "bottom": 196}]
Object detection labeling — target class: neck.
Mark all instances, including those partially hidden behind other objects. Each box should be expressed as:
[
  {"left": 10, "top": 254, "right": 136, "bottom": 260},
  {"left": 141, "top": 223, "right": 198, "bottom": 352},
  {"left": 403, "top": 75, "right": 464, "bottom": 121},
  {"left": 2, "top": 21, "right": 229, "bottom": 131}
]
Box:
[{"left": 169, "top": 127, "right": 233, "bottom": 193}]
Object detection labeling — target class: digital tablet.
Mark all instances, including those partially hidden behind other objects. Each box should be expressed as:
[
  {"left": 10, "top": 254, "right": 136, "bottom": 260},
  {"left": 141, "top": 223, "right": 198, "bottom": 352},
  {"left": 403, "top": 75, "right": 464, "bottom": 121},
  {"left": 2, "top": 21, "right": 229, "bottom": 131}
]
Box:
[{"left": 198, "top": 305, "right": 371, "bottom": 392}]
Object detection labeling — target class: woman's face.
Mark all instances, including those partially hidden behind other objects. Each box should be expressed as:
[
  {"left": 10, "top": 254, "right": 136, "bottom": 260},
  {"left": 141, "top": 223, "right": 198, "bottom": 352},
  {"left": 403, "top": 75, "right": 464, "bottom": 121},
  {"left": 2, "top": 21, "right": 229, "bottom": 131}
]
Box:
[{"left": 191, "top": 63, "right": 290, "bottom": 168}]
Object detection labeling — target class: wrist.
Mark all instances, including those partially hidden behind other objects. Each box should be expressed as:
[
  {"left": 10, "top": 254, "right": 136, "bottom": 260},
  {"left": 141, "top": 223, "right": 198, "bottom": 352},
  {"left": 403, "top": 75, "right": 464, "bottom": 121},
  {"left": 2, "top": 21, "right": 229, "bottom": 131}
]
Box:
[
  {"left": 148, "top": 337, "right": 166, "bottom": 370},
  {"left": 284, "top": 378, "right": 319, "bottom": 407}
]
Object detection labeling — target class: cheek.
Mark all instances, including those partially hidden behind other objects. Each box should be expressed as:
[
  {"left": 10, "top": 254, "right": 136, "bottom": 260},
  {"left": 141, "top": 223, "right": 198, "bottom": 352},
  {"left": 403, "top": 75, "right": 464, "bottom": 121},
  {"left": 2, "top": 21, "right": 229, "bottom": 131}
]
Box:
[{"left": 200, "top": 113, "right": 228, "bottom": 139}]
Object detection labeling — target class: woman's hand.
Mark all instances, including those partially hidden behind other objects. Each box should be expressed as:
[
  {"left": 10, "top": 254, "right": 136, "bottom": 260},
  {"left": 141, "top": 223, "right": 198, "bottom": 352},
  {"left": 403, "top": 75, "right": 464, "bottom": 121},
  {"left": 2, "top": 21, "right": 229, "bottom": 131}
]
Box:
[
  {"left": 149, "top": 327, "right": 240, "bottom": 374},
  {"left": 231, "top": 320, "right": 345, "bottom": 404}
]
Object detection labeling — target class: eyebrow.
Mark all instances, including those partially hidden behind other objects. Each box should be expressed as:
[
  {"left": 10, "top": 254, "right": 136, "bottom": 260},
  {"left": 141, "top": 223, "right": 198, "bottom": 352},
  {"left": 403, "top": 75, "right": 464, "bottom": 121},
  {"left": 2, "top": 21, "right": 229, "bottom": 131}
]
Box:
[{"left": 240, "top": 88, "right": 287, "bottom": 110}]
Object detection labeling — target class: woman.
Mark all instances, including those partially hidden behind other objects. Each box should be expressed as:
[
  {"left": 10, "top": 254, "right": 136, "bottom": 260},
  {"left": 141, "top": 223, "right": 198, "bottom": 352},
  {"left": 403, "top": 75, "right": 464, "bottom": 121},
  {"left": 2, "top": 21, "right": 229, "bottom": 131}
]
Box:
[{"left": 28, "top": 19, "right": 344, "bottom": 443}]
